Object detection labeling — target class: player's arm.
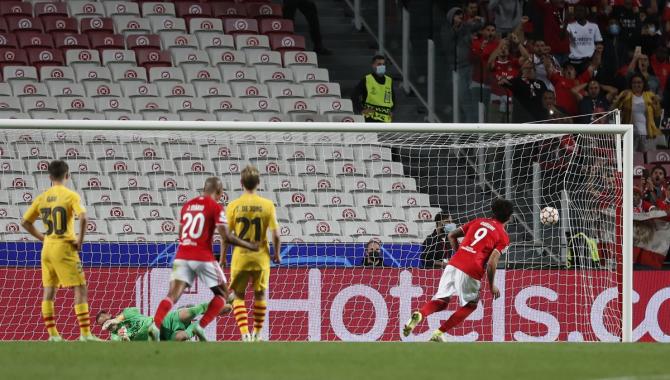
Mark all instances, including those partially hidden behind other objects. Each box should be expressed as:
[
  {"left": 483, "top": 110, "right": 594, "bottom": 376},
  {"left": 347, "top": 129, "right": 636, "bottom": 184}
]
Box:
[
  {"left": 72, "top": 193, "right": 87, "bottom": 251},
  {"left": 447, "top": 227, "right": 464, "bottom": 251},
  {"left": 20, "top": 198, "right": 44, "bottom": 242},
  {"left": 486, "top": 250, "right": 502, "bottom": 299},
  {"left": 269, "top": 205, "right": 281, "bottom": 264},
  {"left": 217, "top": 224, "right": 259, "bottom": 251}
]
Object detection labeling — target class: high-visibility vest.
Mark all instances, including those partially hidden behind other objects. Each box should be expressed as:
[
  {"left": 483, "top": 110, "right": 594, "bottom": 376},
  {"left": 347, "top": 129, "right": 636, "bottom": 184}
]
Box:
[
  {"left": 364, "top": 74, "right": 393, "bottom": 122},
  {"left": 566, "top": 232, "right": 600, "bottom": 268}
]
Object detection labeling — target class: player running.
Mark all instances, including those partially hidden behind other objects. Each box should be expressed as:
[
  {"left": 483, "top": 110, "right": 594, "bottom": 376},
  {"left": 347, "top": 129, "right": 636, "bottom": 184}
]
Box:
[
  {"left": 403, "top": 198, "right": 514, "bottom": 342},
  {"left": 224, "top": 165, "right": 281, "bottom": 342},
  {"left": 96, "top": 303, "right": 232, "bottom": 341},
  {"left": 21, "top": 160, "right": 101, "bottom": 341},
  {"left": 151, "top": 177, "right": 259, "bottom": 341}
]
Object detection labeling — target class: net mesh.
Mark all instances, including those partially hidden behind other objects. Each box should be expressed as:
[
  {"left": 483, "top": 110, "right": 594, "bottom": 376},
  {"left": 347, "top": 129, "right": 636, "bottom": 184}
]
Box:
[{"left": 0, "top": 126, "right": 624, "bottom": 341}]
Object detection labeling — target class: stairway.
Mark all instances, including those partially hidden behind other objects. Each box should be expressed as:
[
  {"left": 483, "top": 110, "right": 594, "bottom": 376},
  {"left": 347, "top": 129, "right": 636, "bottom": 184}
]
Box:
[{"left": 289, "top": 0, "right": 428, "bottom": 123}]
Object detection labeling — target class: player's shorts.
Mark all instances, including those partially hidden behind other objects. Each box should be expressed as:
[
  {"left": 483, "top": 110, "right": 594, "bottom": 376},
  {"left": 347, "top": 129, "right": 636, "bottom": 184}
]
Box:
[
  {"left": 41, "top": 240, "right": 86, "bottom": 288},
  {"left": 160, "top": 310, "right": 189, "bottom": 341},
  {"left": 229, "top": 268, "right": 269, "bottom": 296},
  {"left": 433, "top": 265, "right": 480, "bottom": 306},
  {"left": 171, "top": 259, "right": 226, "bottom": 288}
]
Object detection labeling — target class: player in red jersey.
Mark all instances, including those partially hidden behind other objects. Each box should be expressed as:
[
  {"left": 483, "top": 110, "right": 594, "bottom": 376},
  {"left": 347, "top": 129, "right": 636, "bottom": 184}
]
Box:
[
  {"left": 150, "top": 177, "right": 258, "bottom": 341},
  {"left": 403, "top": 198, "right": 514, "bottom": 342}
]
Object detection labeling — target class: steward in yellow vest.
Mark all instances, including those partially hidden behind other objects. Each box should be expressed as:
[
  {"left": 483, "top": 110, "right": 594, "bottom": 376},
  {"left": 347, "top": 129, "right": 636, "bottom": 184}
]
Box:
[{"left": 351, "top": 55, "right": 395, "bottom": 122}]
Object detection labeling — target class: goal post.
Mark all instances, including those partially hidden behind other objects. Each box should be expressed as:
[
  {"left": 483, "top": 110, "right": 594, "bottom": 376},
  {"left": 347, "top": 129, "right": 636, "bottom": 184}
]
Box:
[{"left": 0, "top": 120, "right": 633, "bottom": 342}]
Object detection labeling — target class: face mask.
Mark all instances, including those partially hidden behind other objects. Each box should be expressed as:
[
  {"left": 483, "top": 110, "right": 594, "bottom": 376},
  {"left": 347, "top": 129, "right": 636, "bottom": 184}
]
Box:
[
  {"left": 648, "top": 26, "right": 657, "bottom": 34},
  {"left": 609, "top": 24, "right": 620, "bottom": 35},
  {"left": 443, "top": 223, "right": 457, "bottom": 234},
  {"left": 375, "top": 65, "right": 386, "bottom": 76}
]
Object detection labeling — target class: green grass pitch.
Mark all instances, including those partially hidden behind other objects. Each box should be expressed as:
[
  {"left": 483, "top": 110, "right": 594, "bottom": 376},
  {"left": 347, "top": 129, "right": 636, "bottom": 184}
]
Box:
[{"left": 1, "top": 342, "right": 668, "bottom": 380}]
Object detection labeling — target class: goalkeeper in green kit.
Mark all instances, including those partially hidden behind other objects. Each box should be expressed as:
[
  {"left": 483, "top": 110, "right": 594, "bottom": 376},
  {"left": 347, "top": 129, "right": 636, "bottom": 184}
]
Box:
[{"left": 95, "top": 303, "right": 231, "bottom": 342}]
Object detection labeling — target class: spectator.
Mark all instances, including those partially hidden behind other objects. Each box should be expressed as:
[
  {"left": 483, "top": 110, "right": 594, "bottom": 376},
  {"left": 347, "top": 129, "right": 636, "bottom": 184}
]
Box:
[
  {"left": 613, "top": 0, "right": 642, "bottom": 51},
  {"left": 639, "top": 19, "right": 661, "bottom": 56},
  {"left": 420, "top": 213, "right": 455, "bottom": 268},
  {"left": 488, "top": 34, "right": 528, "bottom": 122},
  {"left": 282, "top": 0, "right": 331, "bottom": 55},
  {"left": 502, "top": 61, "right": 549, "bottom": 122},
  {"left": 573, "top": 79, "right": 618, "bottom": 123},
  {"left": 634, "top": 186, "right": 656, "bottom": 212},
  {"left": 531, "top": 40, "right": 561, "bottom": 90},
  {"left": 627, "top": 49, "right": 661, "bottom": 94},
  {"left": 643, "top": 164, "right": 668, "bottom": 207},
  {"left": 650, "top": 46, "right": 670, "bottom": 92},
  {"left": 351, "top": 55, "right": 396, "bottom": 123},
  {"left": 488, "top": 0, "right": 524, "bottom": 35},
  {"left": 362, "top": 239, "right": 383, "bottom": 267},
  {"left": 546, "top": 59, "right": 593, "bottom": 116},
  {"left": 471, "top": 23, "right": 500, "bottom": 120},
  {"left": 603, "top": 18, "right": 629, "bottom": 80},
  {"left": 567, "top": 6, "right": 604, "bottom": 74},
  {"left": 611, "top": 74, "right": 663, "bottom": 152},
  {"left": 441, "top": 7, "right": 484, "bottom": 122},
  {"left": 538, "top": 90, "right": 571, "bottom": 122},
  {"left": 533, "top": 0, "right": 570, "bottom": 63}
]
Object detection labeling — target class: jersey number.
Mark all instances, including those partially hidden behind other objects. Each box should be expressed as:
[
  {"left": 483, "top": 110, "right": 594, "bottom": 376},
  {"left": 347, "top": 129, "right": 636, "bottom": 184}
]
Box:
[
  {"left": 40, "top": 207, "right": 67, "bottom": 235},
  {"left": 181, "top": 213, "right": 205, "bottom": 240},
  {"left": 236, "top": 217, "right": 261, "bottom": 242},
  {"left": 469, "top": 227, "right": 488, "bottom": 248}
]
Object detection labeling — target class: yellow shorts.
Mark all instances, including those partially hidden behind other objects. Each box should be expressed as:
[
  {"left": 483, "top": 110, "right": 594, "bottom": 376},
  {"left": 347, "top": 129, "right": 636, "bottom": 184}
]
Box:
[
  {"left": 41, "top": 241, "right": 86, "bottom": 288},
  {"left": 229, "top": 268, "right": 269, "bottom": 297}
]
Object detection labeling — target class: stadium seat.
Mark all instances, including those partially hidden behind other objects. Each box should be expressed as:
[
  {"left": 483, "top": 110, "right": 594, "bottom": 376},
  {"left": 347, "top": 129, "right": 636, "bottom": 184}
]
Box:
[
  {"left": 207, "top": 97, "right": 244, "bottom": 115},
  {"left": 86, "top": 83, "right": 124, "bottom": 99},
  {"left": 0, "top": 50, "right": 29, "bottom": 70},
  {"left": 257, "top": 67, "right": 294, "bottom": 83},
  {"left": 211, "top": 3, "right": 247, "bottom": 19},
  {"left": 230, "top": 82, "right": 268, "bottom": 98},
  {"left": 367, "top": 207, "right": 406, "bottom": 222},
  {"left": 157, "top": 83, "right": 196, "bottom": 98},
  {"left": 278, "top": 145, "right": 318, "bottom": 161},
  {"left": 87, "top": 142, "right": 130, "bottom": 160},
  {"left": 6, "top": 16, "right": 43, "bottom": 34},
  {"left": 111, "top": 66, "right": 148, "bottom": 84},
  {"left": 303, "top": 220, "right": 341, "bottom": 236},
  {"left": 108, "top": 220, "right": 148, "bottom": 235},
  {"left": 0, "top": 34, "right": 18, "bottom": 49},
  {"left": 105, "top": 112, "right": 142, "bottom": 121},
  {"left": 139, "top": 50, "right": 173, "bottom": 69},
  {"left": 35, "top": 2, "right": 68, "bottom": 18},
  {"left": 0, "top": 159, "right": 24, "bottom": 174},
  {"left": 76, "top": 67, "right": 112, "bottom": 84},
  {"left": 194, "top": 82, "right": 232, "bottom": 98},
  {"left": 15, "top": 142, "right": 52, "bottom": 160},
  {"left": 217, "top": 112, "right": 253, "bottom": 121},
  {"left": 367, "top": 161, "right": 405, "bottom": 177},
  {"left": 318, "top": 98, "right": 354, "bottom": 115},
  {"left": 224, "top": 18, "right": 258, "bottom": 35},
  {"left": 341, "top": 221, "right": 381, "bottom": 238},
  {"left": 329, "top": 161, "right": 367, "bottom": 177},
  {"left": 90, "top": 34, "right": 125, "bottom": 51},
  {"left": 47, "top": 83, "right": 86, "bottom": 98},
  {"left": 126, "top": 189, "right": 164, "bottom": 206},
  {"left": 3, "top": 65, "right": 37, "bottom": 84},
  {"left": 353, "top": 146, "right": 393, "bottom": 162},
  {"left": 9, "top": 189, "right": 39, "bottom": 205},
  {"left": 246, "top": 50, "right": 282, "bottom": 67},
  {"left": 12, "top": 82, "right": 48, "bottom": 97},
  {"left": 203, "top": 143, "right": 242, "bottom": 161},
  {"left": 176, "top": 3, "right": 213, "bottom": 21},
  {"left": 0, "top": 206, "right": 22, "bottom": 219},
  {"left": 85, "top": 220, "right": 110, "bottom": 236},
  {"left": 316, "top": 192, "right": 355, "bottom": 208},
  {"left": 381, "top": 221, "right": 419, "bottom": 239},
  {"left": 234, "top": 34, "right": 270, "bottom": 50},
  {"left": 18, "top": 33, "right": 53, "bottom": 49},
  {"left": 209, "top": 48, "right": 246, "bottom": 68},
  {"left": 292, "top": 160, "right": 329, "bottom": 176},
  {"left": 189, "top": 18, "right": 224, "bottom": 35},
  {"left": 304, "top": 82, "right": 341, "bottom": 99},
  {"left": 142, "top": 2, "right": 177, "bottom": 17},
  {"left": 393, "top": 193, "right": 431, "bottom": 208},
  {"left": 259, "top": 19, "right": 294, "bottom": 35},
  {"left": 268, "top": 83, "right": 305, "bottom": 99},
  {"left": 264, "top": 175, "right": 305, "bottom": 192},
  {"left": 151, "top": 175, "right": 190, "bottom": 191},
  {"left": 73, "top": 174, "right": 114, "bottom": 190},
  {"left": 104, "top": 2, "right": 140, "bottom": 17},
  {"left": 95, "top": 96, "right": 135, "bottom": 113},
  {"left": 146, "top": 219, "right": 179, "bottom": 235},
  {"left": 247, "top": 3, "right": 283, "bottom": 19},
  {"left": 84, "top": 190, "right": 125, "bottom": 206},
  {"left": 68, "top": 1, "right": 104, "bottom": 19},
  {"left": 136, "top": 159, "right": 178, "bottom": 175},
  {"left": 279, "top": 98, "right": 317, "bottom": 114},
  {"left": 44, "top": 17, "right": 79, "bottom": 35},
  {"left": 27, "top": 48, "right": 65, "bottom": 69},
  {"left": 122, "top": 82, "right": 158, "bottom": 97},
  {"left": 378, "top": 177, "right": 417, "bottom": 193},
  {"left": 127, "top": 35, "right": 160, "bottom": 52},
  {"left": 115, "top": 16, "right": 152, "bottom": 36},
  {"left": 173, "top": 50, "right": 210, "bottom": 70},
  {"left": 65, "top": 49, "right": 101, "bottom": 70},
  {"left": 53, "top": 33, "right": 90, "bottom": 50},
  {"left": 100, "top": 159, "right": 140, "bottom": 175},
  {"left": 80, "top": 17, "right": 115, "bottom": 37},
  {"left": 254, "top": 159, "right": 290, "bottom": 176},
  {"left": 330, "top": 206, "right": 367, "bottom": 222},
  {"left": 169, "top": 97, "right": 208, "bottom": 113},
  {"left": 102, "top": 50, "right": 136, "bottom": 68},
  {"left": 277, "top": 191, "right": 317, "bottom": 207},
  {"left": 242, "top": 98, "right": 280, "bottom": 113},
  {"left": 197, "top": 32, "right": 235, "bottom": 50},
  {"left": 269, "top": 34, "right": 306, "bottom": 53},
  {"left": 149, "top": 16, "right": 187, "bottom": 34},
  {"left": 647, "top": 150, "right": 670, "bottom": 163},
  {"left": 319, "top": 146, "right": 355, "bottom": 161},
  {"left": 0, "top": 2, "right": 32, "bottom": 18},
  {"left": 161, "top": 32, "right": 199, "bottom": 51},
  {"left": 180, "top": 112, "right": 216, "bottom": 121},
  {"left": 292, "top": 67, "right": 329, "bottom": 83},
  {"left": 58, "top": 97, "right": 96, "bottom": 115},
  {"left": 52, "top": 142, "right": 92, "bottom": 160},
  {"left": 221, "top": 66, "right": 257, "bottom": 83},
  {"left": 404, "top": 207, "right": 443, "bottom": 223},
  {"left": 276, "top": 223, "right": 302, "bottom": 241},
  {"left": 342, "top": 177, "right": 381, "bottom": 193},
  {"left": 353, "top": 193, "right": 394, "bottom": 208},
  {"left": 149, "top": 67, "right": 185, "bottom": 83},
  {"left": 161, "top": 189, "right": 199, "bottom": 206},
  {"left": 183, "top": 66, "right": 221, "bottom": 84},
  {"left": 239, "top": 143, "right": 280, "bottom": 160},
  {"left": 22, "top": 97, "right": 58, "bottom": 116}
]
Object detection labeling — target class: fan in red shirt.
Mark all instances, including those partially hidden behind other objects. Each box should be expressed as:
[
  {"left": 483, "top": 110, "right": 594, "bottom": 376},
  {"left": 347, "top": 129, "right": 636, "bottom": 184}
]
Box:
[
  {"left": 634, "top": 186, "right": 656, "bottom": 213},
  {"left": 403, "top": 198, "right": 514, "bottom": 342},
  {"left": 151, "top": 177, "right": 259, "bottom": 341}
]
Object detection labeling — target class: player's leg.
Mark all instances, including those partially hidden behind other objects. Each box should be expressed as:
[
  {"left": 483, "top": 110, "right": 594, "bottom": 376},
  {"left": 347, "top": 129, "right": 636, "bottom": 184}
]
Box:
[
  {"left": 230, "top": 269, "right": 252, "bottom": 341},
  {"left": 403, "top": 266, "right": 456, "bottom": 337},
  {"left": 73, "top": 284, "right": 101, "bottom": 341},
  {"left": 153, "top": 259, "right": 193, "bottom": 340},
  {"left": 187, "top": 261, "right": 230, "bottom": 342},
  {"left": 41, "top": 251, "right": 62, "bottom": 341},
  {"left": 430, "top": 268, "right": 480, "bottom": 342},
  {"left": 251, "top": 270, "right": 269, "bottom": 342}
]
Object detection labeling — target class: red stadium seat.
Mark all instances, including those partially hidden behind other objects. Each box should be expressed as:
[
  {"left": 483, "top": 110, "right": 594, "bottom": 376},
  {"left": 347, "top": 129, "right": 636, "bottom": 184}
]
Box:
[
  {"left": 270, "top": 34, "right": 305, "bottom": 53},
  {"left": 246, "top": 3, "right": 283, "bottom": 18},
  {"left": 0, "top": 19, "right": 8, "bottom": 33},
  {"left": 53, "top": 33, "right": 91, "bottom": 51},
  {"left": 0, "top": 2, "right": 32, "bottom": 18},
  {"left": 127, "top": 35, "right": 161, "bottom": 51},
  {"left": 224, "top": 18, "right": 259, "bottom": 35},
  {"left": 176, "top": 2, "right": 213, "bottom": 22},
  {"left": 27, "top": 48, "right": 65, "bottom": 69},
  {"left": 259, "top": 19, "right": 294, "bottom": 35},
  {"left": 212, "top": 3, "right": 248, "bottom": 19},
  {"left": 0, "top": 34, "right": 18, "bottom": 49},
  {"left": 0, "top": 49, "right": 29, "bottom": 69},
  {"left": 42, "top": 16, "right": 79, "bottom": 34},
  {"left": 136, "top": 49, "right": 172, "bottom": 69},
  {"left": 17, "top": 33, "right": 53, "bottom": 49},
  {"left": 35, "top": 2, "right": 69, "bottom": 18},
  {"left": 90, "top": 34, "right": 125, "bottom": 51},
  {"left": 6, "top": 16, "right": 43, "bottom": 33},
  {"left": 80, "top": 17, "right": 115, "bottom": 36},
  {"left": 647, "top": 150, "right": 670, "bottom": 164}
]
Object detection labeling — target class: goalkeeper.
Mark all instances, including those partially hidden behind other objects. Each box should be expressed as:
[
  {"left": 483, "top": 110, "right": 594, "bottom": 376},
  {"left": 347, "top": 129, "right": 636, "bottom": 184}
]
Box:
[{"left": 95, "top": 303, "right": 231, "bottom": 342}]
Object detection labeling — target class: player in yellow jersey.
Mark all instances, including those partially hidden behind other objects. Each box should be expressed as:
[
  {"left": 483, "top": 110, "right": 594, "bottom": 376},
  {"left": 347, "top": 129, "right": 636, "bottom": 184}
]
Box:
[
  {"left": 21, "top": 160, "right": 100, "bottom": 341},
  {"left": 222, "top": 165, "right": 281, "bottom": 342}
]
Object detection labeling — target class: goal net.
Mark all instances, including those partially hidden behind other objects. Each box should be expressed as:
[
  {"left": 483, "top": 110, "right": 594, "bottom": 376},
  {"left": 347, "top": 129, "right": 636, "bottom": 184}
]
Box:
[{"left": 0, "top": 121, "right": 631, "bottom": 342}]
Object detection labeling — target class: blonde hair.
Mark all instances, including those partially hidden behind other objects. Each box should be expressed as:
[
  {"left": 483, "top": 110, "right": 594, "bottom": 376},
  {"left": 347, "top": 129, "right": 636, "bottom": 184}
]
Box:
[{"left": 241, "top": 165, "right": 260, "bottom": 190}]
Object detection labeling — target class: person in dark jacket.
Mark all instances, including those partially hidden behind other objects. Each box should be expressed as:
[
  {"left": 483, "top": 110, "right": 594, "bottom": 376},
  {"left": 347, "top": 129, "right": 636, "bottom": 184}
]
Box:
[{"left": 420, "top": 213, "right": 455, "bottom": 268}]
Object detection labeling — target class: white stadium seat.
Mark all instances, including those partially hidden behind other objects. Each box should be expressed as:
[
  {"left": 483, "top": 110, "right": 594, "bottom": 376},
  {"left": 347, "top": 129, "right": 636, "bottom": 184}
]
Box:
[
  {"left": 0, "top": 206, "right": 22, "bottom": 219},
  {"left": 157, "top": 83, "right": 196, "bottom": 98},
  {"left": 283, "top": 51, "right": 318, "bottom": 68},
  {"left": 84, "top": 190, "right": 125, "bottom": 205},
  {"left": 111, "top": 66, "right": 148, "bottom": 84},
  {"left": 0, "top": 159, "right": 26, "bottom": 174},
  {"left": 135, "top": 206, "right": 175, "bottom": 220},
  {"left": 353, "top": 146, "right": 392, "bottom": 162},
  {"left": 292, "top": 161, "right": 329, "bottom": 176},
  {"left": 209, "top": 48, "right": 246, "bottom": 68},
  {"left": 15, "top": 143, "right": 52, "bottom": 159},
  {"left": 367, "top": 207, "right": 407, "bottom": 222},
  {"left": 133, "top": 97, "right": 170, "bottom": 113},
  {"left": 292, "top": 67, "right": 329, "bottom": 83},
  {"left": 255, "top": 160, "right": 291, "bottom": 176},
  {"left": 100, "top": 159, "right": 140, "bottom": 175},
  {"left": 149, "top": 67, "right": 185, "bottom": 84},
  {"left": 221, "top": 67, "right": 257, "bottom": 83},
  {"left": 151, "top": 175, "right": 190, "bottom": 191},
  {"left": 183, "top": 66, "right": 222, "bottom": 84},
  {"left": 58, "top": 97, "right": 96, "bottom": 114},
  {"left": 12, "top": 82, "right": 48, "bottom": 97},
  {"left": 126, "top": 190, "right": 163, "bottom": 206},
  {"left": 161, "top": 189, "right": 199, "bottom": 206},
  {"left": 4, "top": 66, "right": 38, "bottom": 84},
  {"left": 234, "top": 35, "right": 270, "bottom": 51},
  {"left": 367, "top": 161, "right": 405, "bottom": 177},
  {"left": 149, "top": 15, "right": 187, "bottom": 33},
  {"left": 105, "top": 2, "right": 140, "bottom": 17},
  {"left": 277, "top": 191, "right": 317, "bottom": 207},
  {"left": 75, "top": 67, "right": 112, "bottom": 83},
  {"left": 52, "top": 142, "right": 92, "bottom": 159},
  {"left": 40, "top": 67, "right": 75, "bottom": 84},
  {"left": 175, "top": 159, "right": 216, "bottom": 176},
  {"left": 85, "top": 83, "right": 123, "bottom": 98},
  {"left": 316, "top": 192, "right": 354, "bottom": 208},
  {"left": 161, "top": 33, "right": 199, "bottom": 50},
  {"left": 121, "top": 83, "right": 159, "bottom": 98},
  {"left": 242, "top": 98, "right": 280, "bottom": 113},
  {"left": 142, "top": 2, "right": 176, "bottom": 17},
  {"left": 393, "top": 193, "right": 431, "bottom": 208},
  {"left": 268, "top": 83, "right": 305, "bottom": 99},
  {"left": 85, "top": 219, "right": 110, "bottom": 235},
  {"left": 318, "top": 98, "right": 353, "bottom": 115},
  {"left": 378, "top": 177, "right": 417, "bottom": 193},
  {"left": 246, "top": 50, "right": 282, "bottom": 67},
  {"left": 256, "top": 67, "right": 294, "bottom": 83},
  {"left": 72, "top": 174, "right": 114, "bottom": 190},
  {"left": 329, "top": 206, "right": 367, "bottom": 221},
  {"left": 230, "top": 82, "right": 268, "bottom": 98},
  {"left": 342, "top": 177, "right": 380, "bottom": 193},
  {"left": 381, "top": 221, "right": 419, "bottom": 238},
  {"left": 207, "top": 97, "right": 244, "bottom": 115},
  {"left": 290, "top": 207, "right": 326, "bottom": 223},
  {"left": 112, "top": 174, "right": 152, "bottom": 190},
  {"left": 147, "top": 219, "right": 179, "bottom": 235},
  {"left": 204, "top": 143, "right": 242, "bottom": 161},
  {"left": 279, "top": 98, "right": 317, "bottom": 114},
  {"left": 87, "top": 143, "right": 130, "bottom": 160},
  {"left": 214, "top": 160, "right": 242, "bottom": 176},
  {"left": 169, "top": 97, "right": 207, "bottom": 113},
  {"left": 190, "top": 18, "right": 224, "bottom": 36},
  {"left": 353, "top": 193, "right": 394, "bottom": 208},
  {"left": 108, "top": 220, "right": 148, "bottom": 235},
  {"left": 136, "top": 160, "right": 177, "bottom": 175},
  {"left": 1, "top": 175, "right": 35, "bottom": 190},
  {"left": 303, "top": 220, "right": 341, "bottom": 236},
  {"left": 95, "top": 97, "right": 133, "bottom": 113},
  {"left": 304, "top": 82, "right": 341, "bottom": 98},
  {"left": 164, "top": 143, "right": 204, "bottom": 160},
  {"left": 279, "top": 145, "right": 318, "bottom": 161},
  {"left": 341, "top": 221, "right": 381, "bottom": 238},
  {"left": 319, "top": 146, "right": 355, "bottom": 161},
  {"left": 264, "top": 176, "right": 304, "bottom": 192},
  {"left": 277, "top": 223, "right": 302, "bottom": 241},
  {"left": 197, "top": 32, "right": 235, "bottom": 50},
  {"left": 329, "top": 161, "right": 367, "bottom": 177},
  {"left": 194, "top": 82, "right": 232, "bottom": 98},
  {"left": 96, "top": 205, "right": 136, "bottom": 220}
]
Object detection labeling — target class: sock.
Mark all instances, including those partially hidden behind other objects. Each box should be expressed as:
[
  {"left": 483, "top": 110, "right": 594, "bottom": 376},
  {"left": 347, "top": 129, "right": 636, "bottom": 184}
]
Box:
[
  {"left": 199, "top": 295, "right": 225, "bottom": 328},
  {"left": 253, "top": 300, "right": 267, "bottom": 336},
  {"left": 41, "top": 300, "right": 59, "bottom": 337},
  {"left": 439, "top": 303, "right": 477, "bottom": 333},
  {"left": 232, "top": 299, "right": 249, "bottom": 335},
  {"left": 153, "top": 298, "right": 174, "bottom": 328},
  {"left": 419, "top": 299, "right": 448, "bottom": 317},
  {"left": 74, "top": 303, "right": 91, "bottom": 336}
]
